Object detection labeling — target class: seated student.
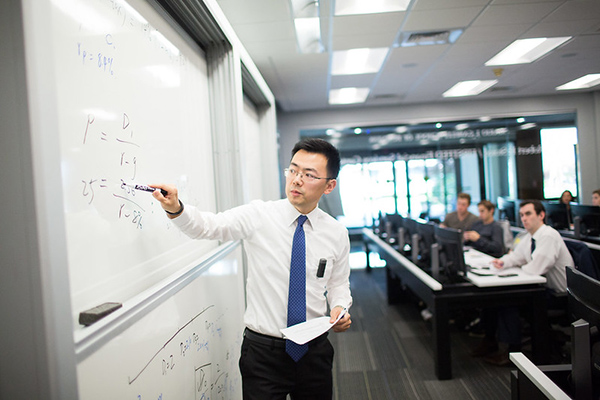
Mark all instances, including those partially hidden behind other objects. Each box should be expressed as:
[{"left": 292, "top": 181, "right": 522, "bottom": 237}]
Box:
[
  {"left": 463, "top": 200, "right": 505, "bottom": 258},
  {"left": 560, "top": 189, "right": 574, "bottom": 226},
  {"left": 471, "top": 200, "right": 574, "bottom": 366},
  {"left": 592, "top": 189, "right": 600, "bottom": 206},
  {"left": 441, "top": 192, "right": 478, "bottom": 231}
]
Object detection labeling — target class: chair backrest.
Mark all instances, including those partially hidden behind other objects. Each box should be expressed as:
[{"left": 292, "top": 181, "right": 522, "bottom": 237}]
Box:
[
  {"left": 497, "top": 219, "right": 513, "bottom": 253},
  {"left": 563, "top": 238, "right": 600, "bottom": 280}
]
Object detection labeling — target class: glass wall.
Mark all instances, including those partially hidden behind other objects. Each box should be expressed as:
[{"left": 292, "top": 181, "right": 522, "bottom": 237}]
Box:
[
  {"left": 337, "top": 155, "right": 461, "bottom": 228},
  {"left": 301, "top": 113, "right": 579, "bottom": 228},
  {"left": 540, "top": 127, "right": 578, "bottom": 199}
]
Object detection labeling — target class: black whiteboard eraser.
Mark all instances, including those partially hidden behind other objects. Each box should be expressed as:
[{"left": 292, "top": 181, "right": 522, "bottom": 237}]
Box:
[{"left": 79, "top": 302, "right": 122, "bottom": 326}]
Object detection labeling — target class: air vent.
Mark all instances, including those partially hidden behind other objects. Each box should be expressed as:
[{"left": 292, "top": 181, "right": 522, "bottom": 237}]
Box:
[{"left": 398, "top": 29, "right": 463, "bottom": 47}]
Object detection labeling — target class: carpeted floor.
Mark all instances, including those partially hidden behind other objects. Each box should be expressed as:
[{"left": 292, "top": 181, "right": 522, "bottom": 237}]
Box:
[{"left": 329, "top": 266, "right": 517, "bottom": 400}]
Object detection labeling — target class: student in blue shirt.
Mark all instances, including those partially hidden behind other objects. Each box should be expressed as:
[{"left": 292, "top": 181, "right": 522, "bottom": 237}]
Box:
[{"left": 463, "top": 200, "right": 505, "bottom": 258}]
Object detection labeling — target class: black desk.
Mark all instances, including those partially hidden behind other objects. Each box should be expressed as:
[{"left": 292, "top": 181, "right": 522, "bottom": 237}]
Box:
[{"left": 363, "top": 229, "right": 549, "bottom": 380}]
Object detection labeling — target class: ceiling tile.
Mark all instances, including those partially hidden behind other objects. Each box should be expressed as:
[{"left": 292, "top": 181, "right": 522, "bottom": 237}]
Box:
[
  {"left": 458, "top": 24, "right": 530, "bottom": 44},
  {"left": 330, "top": 74, "right": 377, "bottom": 89},
  {"left": 332, "top": 13, "right": 404, "bottom": 36},
  {"left": 229, "top": 21, "right": 296, "bottom": 43},
  {"left": 543, "top": 0, "right": 600, "bottom": 22},
  {"left": 403, "top": 6, "right": 484, "bottom": 31},
  {"left": 216, "top": 0, "right": 291, "bottom": 24},
  {"left": 216, "top": 0, "right": 600, "bottom": 111},
  {"left": 412, "top": 0, "right": 490, "bottom": 11},
  {"left": 472, "top": 2, "right": 563, "bottom": 26}
]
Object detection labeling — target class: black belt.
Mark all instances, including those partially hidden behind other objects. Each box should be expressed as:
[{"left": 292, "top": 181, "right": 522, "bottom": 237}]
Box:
[{"left": 244, "top": 328, "right": 328, "bottom": 348}]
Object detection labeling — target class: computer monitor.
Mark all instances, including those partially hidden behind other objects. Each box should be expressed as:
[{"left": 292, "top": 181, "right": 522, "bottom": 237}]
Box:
[
  {"left": 497, "top": 197, "right": 517, "bottom": 226},
  {"left": 542, "top": 201, "right": 571, "bottom": 230},
  {"left": 566, "top": 266, "right": 600, "bottom": 398},
  {"left": 400, "top": 217, "right": 419, "bottom": 252},
  {"left": 434, "top": 225, "right": 467, "bottom": 281},
  {"left": 381, "top": 213, "right": 405, "bottom": 244},
  {"left": 415, "top": 219, "right": 436, "bottom": 269},
  {"left": 571, "top": 204, "right": 600, "bottom": 238},
  {"left": 385, "top": 213, "right": 404, "bottom": 231}
]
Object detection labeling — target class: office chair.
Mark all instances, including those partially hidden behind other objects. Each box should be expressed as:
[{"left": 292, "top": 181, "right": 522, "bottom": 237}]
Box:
[
  {"left": 563, "top": 238, "right": 600, "bottom": 280},
  {"left": 547, "top": 238, "right": 600, "bottom": 332}
]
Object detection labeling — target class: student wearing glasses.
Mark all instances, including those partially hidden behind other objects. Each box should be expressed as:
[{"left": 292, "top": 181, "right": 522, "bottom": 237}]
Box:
[{"left": 152, "top": 138, "right": 352, "bottom": 400}]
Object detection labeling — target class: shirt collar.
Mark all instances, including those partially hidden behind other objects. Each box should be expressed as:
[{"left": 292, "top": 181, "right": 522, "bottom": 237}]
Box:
[
  {"left": 531, "top": 224, "right": 549, "bottom": 240},
  {"left": 283, "top": 200, "right": 321, "bottom": 229}
]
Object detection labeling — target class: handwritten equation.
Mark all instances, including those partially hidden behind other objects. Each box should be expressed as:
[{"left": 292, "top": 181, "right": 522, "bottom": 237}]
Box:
[
  {"left": 77, "top": 34, "right": 116, "bottom": 76},
  {"left": 79, "top": 112, "right": 150, "bottom": 230},
  {"left": 128, "top": 305, "right": 238, "bottom": 400}
]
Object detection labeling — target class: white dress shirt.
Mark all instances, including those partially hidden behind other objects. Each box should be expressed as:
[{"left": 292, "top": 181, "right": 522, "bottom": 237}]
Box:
[
  {"left": 171, "top": 199, "right": 353, "bottom": 337},
  {"left": 499, "top": 224, "right": 573, "bottom": 292}
]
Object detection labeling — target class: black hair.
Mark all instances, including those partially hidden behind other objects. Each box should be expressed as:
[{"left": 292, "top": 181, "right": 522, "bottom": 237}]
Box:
[
  {"left": 520, "top": 199, "right": 546, "bottom": 216},
  {"left": 291, "top": 138, "right": 341, "bottom": 179}
]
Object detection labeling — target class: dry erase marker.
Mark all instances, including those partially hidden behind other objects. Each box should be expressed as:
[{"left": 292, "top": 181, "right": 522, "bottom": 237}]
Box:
[{"left": 124, "top": 183, "right": 168, "bottom": 196}]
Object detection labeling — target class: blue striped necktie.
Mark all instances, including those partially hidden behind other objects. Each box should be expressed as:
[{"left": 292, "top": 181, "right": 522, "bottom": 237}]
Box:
[{"left": 286, "top": 215, "right": 308, "bottom": 362}]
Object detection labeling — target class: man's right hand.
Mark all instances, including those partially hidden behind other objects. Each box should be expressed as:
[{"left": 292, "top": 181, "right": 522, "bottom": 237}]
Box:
[
  {"left": 491, "top": 259, "right": 504, "bottom": 269},
  {"left": 150, "top": 184, "right": 181, "bottom": 218}
]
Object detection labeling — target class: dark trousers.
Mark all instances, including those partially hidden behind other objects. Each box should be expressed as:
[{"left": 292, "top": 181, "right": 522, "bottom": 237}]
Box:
[
  {"left": 482, "top": 306, "right": 522, "bottom": 347},
  {"left": 239, "top": 329, "right": 334, "bottom": 400}
]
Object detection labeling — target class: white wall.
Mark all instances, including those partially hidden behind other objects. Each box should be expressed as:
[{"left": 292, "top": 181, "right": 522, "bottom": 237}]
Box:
[{"left": 277, "top": 92, "right": 600, "bottom": 203}]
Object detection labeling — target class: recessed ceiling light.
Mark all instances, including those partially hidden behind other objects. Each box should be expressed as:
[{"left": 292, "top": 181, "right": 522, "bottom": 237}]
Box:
[
  {"left": 517, "top": 117, "right": 525, "bottom": 123},
  {"left": 335, "top": 0, "right": 409, "bottom": 16},
  {"left": 556, "top": 74, "right": 600, "bottom": 90},
  {"left": 290, "top": 0, "right": 319, "bottom": 18},
  {"left": 485, "top": 37, "right": 571, "bottom": 66},
  {"left": 293, "top": 17, "right": 324, "bottom": 53},
  {"left": 289, "top": 0, "right": 323, "bottom": 53},
  {"left": 329, "top": 87, "right": 369, "bottom": 104},
  {"left": 443, "top": 80, "right": 498, "bottom": 97},
  {"left": 520, "top": 123, "right": 537, "bottom": 130},
  {"left": 331, "top": 48, "right": 389, "bottom": 75}
]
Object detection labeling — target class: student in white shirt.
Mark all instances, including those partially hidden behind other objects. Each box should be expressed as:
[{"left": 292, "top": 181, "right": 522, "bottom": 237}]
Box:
[
  {"left": 472, "top": 200, "right": 573, "bottom": 366},
  {"left": 152, "top": 138, "right": 352, "bottom": 400}
]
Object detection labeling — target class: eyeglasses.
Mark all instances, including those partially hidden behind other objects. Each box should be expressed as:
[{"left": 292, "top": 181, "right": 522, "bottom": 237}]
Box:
[{"left": 284, "top": 167, "right": 334, "bottom": 183}]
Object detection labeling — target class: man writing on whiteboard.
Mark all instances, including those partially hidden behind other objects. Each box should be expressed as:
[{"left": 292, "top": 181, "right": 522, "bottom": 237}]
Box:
[{"left": 153, "top": 138, "right": 352, "bottom": 400}]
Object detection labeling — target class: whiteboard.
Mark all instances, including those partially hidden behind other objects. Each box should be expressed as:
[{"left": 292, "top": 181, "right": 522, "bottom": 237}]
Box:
[
  {"left": 42, "top": 0, "right": 218, "bottom": 319},
  {"left": 76, "top": 243, "right": 245, "bottom": 400}
]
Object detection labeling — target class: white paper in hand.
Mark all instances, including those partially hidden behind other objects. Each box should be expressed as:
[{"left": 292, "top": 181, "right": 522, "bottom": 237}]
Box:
[{"left": 280, "top": 310, "right": 346, "bottom": 345}]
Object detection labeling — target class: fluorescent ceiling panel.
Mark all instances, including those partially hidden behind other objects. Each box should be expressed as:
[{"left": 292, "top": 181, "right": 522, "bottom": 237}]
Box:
[
  {"left": 289, "top": 0, "right": 319, "bottom": 18},
  {"left": 331, "top": 48, "right": 388, "bottom": 75},
  {"left": 556, "top": 74, "right": 600, "bottom": 90},
  {"left": 329, "top": 87, "right": 370, "bottom": 104},
  {"left": 294, "top": 17, "right": 323, "bottom": 53},
  {"left": 443, "top": 80, "right": 498, "bottom": 97},
  {"left": 485, "top": 37, "right": 571, "bottom": 66},
  {"left": 335, "top": 0, "right": 410, "bottom": 16}
]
